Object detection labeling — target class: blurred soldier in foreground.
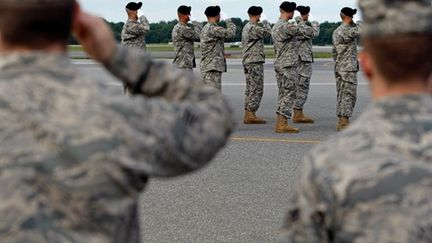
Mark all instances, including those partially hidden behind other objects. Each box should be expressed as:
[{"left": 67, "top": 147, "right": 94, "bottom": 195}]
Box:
[
  {"left": 282, "top": 0, "right": 432, "bottom": 242},
  {"left": 0, "top": 1, "right": 234, "bottom": 242},
  {"left": 200, "top": 5, "right": 236, "bottom": 90},
  {"left": 241, "top": 6, "right": 271, "bottom": 124},
  {"left": 172, "top": 5, "right": 202, "bottom": 71},
  {"left": 293, "top": 6, "right": 320, "bottom": 124},
  {"left": 332, "top": 7, "right": 361, "bottom": 131},
  {"left": 271, "top": 1, "right": 300, "bottom": 133},
  {"left": 121, "top": 1, "right": 150, "bottom": 50}
]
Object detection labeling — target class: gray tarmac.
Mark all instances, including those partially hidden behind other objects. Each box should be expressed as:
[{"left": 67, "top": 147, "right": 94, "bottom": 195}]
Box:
[{"left": 74, "top": 58, "right": 370, "bottom": 243}]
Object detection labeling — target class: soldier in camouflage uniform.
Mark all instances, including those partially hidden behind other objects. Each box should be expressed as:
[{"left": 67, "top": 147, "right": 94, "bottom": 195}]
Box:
[
  {"left": 121, "top": 2, "right": 150, "bottom": 50},
  {"left": 271, "top": 2, "right": 300, "bottom": 133},
  {"left": 293, "top": 6, "right": 320, "bottom": 124},
  {"left": 200, "top": 5, "right": 236, "bottom": 91},
  {"left": 172, "top": 5, "right": 202, "bottom": 71},
  {"left": 242, "top": 6, "right": 271, "bottom": 124},
  {"left": 121, "top": 1, "right": 150, "bottom": 94},
  {"left": 282, "top": 0, "right": 432, "bottom": 242},
  {"left": 332, "top": 7, "right": 361, "bottom": 131},
  {"left": 0, "top": 1, "right": 234, "bottom": 242}
]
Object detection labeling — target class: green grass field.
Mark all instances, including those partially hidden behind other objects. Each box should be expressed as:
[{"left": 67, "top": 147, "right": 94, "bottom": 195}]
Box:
[{"left": 68, "top": 44, "right": 333, "bottom": 59}]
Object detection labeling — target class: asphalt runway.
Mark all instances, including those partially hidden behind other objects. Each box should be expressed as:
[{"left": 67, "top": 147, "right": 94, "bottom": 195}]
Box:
[{"left": 74, "top": 58, "right": 370, "bottom": 243}]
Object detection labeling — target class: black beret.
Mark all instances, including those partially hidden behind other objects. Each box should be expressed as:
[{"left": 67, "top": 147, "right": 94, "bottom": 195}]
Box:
[
  {"left": 205, "top": 6, "right": 221, "bottom": 17},
  {"left": 280, "top": 1, "right": 297, "bottom": 13},
  {"left": 126, "top": 2, "right": 142, "bottom": 11},
  {"left": 248, "top": 6, "right": 263, "bottom": 16},
  {"left": 296, "top": 6, "right": 310, "bottom": 15},
  {"left": 178, "top": 5, "right": 191, "bottom": 15},
  {"left": 341, "top": 7, "right": 357, "bottom": 18}
]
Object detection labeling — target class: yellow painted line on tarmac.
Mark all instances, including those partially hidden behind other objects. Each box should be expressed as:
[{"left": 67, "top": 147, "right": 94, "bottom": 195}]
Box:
[{"left": 230, "top": 137, "right": 321, "bottom": 145}]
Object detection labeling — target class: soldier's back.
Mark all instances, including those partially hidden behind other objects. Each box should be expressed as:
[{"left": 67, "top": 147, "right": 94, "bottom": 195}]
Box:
[{"left": 306, "top": 94, "right": 432, "bottom": 242}]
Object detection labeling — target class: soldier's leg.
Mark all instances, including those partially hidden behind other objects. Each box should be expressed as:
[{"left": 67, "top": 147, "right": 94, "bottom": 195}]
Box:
[
  {"left": 339, "top": 72, "right": 358, "bottom": 117},
  {"left": 244, "top": 63, "right": 266, "bottom": 124},
  {"left": 275, "top": 68, "right": 299, "bottom": 133},
  {"left": 244, "top": 64, "right": 252, "bottom": 110},
  {"left": 202, "top": 71, "right": 222, "bottom": 91},
  {"left": 245, "top": 63, "right": 264, "bottom": 112},
  {"left": 295, "top": 61, "right": 313, "bottom": 109},
  {"left": 277, "top": 67, "right": 297, "bottom": 118},
  {"left": 335, "top": 72, "right": 343, "bottom": 116}
]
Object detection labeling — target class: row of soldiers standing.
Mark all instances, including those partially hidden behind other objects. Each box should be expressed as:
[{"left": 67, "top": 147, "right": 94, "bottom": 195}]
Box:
[{"left": 121, "top": 1, "right": 361, "bottom": 132}]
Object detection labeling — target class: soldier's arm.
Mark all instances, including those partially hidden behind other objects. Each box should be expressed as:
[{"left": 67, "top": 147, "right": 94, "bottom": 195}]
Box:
[
  {"left": 181, "top": 22, "right": 202, "bottom": 41},
  {"left": 103, "top": 46, "right": 234, "bottom": 176},
  {"left": 139, "top": 15, "right": 151, "bottom": 34},
  {"left": 280, "top": 155, "right": 338, "bottom": 242},
  {"left": 124, "top": 18, "right": 149, "bottom": 36},
  {"left": 297, "top": 20, "right": 315, "bottom": 40},
  {"left": 280, "top": 22, "right": 299, "bottom": 41},
  {"left": 211, "top": 19, "right": 236, "bottom": 39},
  {"left": 249, "top": 21, "right": 272, "bottom": 40},
  {"left": 340, "top": 25, "right": 360, "bottom": 43},
  {"left": 312, "top": 21, "right": 320, "bottom": 38},
  {"left": 74, "top": 12, "right": 234, "bottom": 177},
  {"left": 332, "top": 45, "right": 337, "bottom": 61}
]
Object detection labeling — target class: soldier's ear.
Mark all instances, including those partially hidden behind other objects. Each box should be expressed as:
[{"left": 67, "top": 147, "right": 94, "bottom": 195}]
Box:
[{"left": 359, "top": 51, "right": 374, "bottom": 81}]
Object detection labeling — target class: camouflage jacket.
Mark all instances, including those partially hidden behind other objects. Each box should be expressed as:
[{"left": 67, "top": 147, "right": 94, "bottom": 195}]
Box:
[
  {"left": 0, "top": 45, "right": 234, "bottom": 243},
  {"left": 121, "top": 15, "right": 150, "bottom": 49},
  {"left": 282, "top": 94, "right": 432, "bottom": 243},
  {"left": 172, "top": 21, "right": 202, "bottom": 69},
  {"left": 241, "top": 21, "right": 272, "bottom": 65},
  {"left": 271, "top": 19, "right": 300, "bottom": 70},
  {"left": 332, "top": 22, "right": 361, "bottom": 72},
  {"left": 200, "top": 19, "right": 236, "bottom": 73},
  {"left": 297, "top": 20, "right": 320, "bottom": 63}
]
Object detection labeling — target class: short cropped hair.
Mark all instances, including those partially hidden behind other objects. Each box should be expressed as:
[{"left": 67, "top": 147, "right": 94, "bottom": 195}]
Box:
[
  {"left": 0, "top": 1, "right": 75, "bottom": 48},
  {"left": 363, "top": 35, "right": 432, "bottom": 83}
]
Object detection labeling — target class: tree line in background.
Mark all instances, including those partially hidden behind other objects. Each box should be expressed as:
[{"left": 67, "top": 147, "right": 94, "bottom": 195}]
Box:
[{"left": 70, "top": 19, "right": 341, "bottom": 46}]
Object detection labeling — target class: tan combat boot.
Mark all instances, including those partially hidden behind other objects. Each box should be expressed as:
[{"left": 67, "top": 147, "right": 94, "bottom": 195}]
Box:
[
  {"left": 244, "top": 110, "right": 267, "bottom": 124},
  {"left": 293, "top": 108, "right": 315, "bottom": 124},
  {"left": 336, "top": 116, "right": 350, "bottom": 132},
  {"left": 275, "top": 114, "right": 300, "bottom": 133}
]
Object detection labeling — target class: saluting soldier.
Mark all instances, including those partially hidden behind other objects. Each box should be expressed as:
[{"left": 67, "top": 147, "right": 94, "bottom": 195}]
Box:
[
  {"left": 242, "top": 6, "right": 272, "bottom": 124},
  {"left": 172, "top": 5, "right": 202, "bottom": 71},
  {"left": 0, "top": 0, "right": 234, "bottom": 242},
  {"left": 121, "top": 1, "right": 150, "bottom": 50},
  {"left": 293, "top": 6, "right": 320, "bottom": 124},
  {"left": 271, "top": 1, "right": 300, "bottom": 133},
  {"left": 200, "top": 6, "right": 236, "bottom": 91},
  {"left": 332, "top": 7, "right": 361, "bottom": 131}
]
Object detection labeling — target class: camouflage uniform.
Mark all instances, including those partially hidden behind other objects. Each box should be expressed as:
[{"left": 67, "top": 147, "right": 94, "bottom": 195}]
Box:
[
  {"left": 332, "top": 22, "right": 361, "bottom": 118},
  {"left": 200, "top": 19, "right": 236, "bottom": 90},
  {"left": 295, "top": 20, "right": 320, "bottom": 109},
  {"left": 242, "top": 20, "right": 271, "bottom": 112},
  {"left": 172, "top": 21, "right": 202, "bottom": 70},
  {"left": 282, "top": 0, "right": 432, "bottom": 242},
  {"left": 0, "top": 45, "right": 234, "bottom": 243},
  {"left": 282, "top": 95, "right": 432, "bottom": 242},
  {"left": 121, "top": 15, "right": 150, "bottom": 50},
  {"left": 271, "top": 19, "right": 299, "bottom": 118}
]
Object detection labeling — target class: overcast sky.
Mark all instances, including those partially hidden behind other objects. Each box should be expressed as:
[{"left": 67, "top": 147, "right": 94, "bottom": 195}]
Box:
[{"left": 78, "top": 0, "right": 360, "bottom": 23}]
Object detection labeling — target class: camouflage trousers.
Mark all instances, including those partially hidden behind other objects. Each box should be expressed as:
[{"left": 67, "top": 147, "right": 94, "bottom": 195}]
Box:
[
  {"left": 201, "top": 71, "right": 222, "bottom": 91},
  {"left": 335, "top": 71, "right": 357, "bottom": 117},
  {"left": 275, "top": 67, "right": 298, "bottom": 119},
  {"left": 244, "top": 63, "right": 264, "bottom": 112},
  {"left": 295, "top": 61, "right": 313, "bottom": 109}
]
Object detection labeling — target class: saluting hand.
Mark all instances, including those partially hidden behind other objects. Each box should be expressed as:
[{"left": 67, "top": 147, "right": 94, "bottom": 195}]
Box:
[{"left": 72, "top": 7, "right": 116, "bottom": 64}]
